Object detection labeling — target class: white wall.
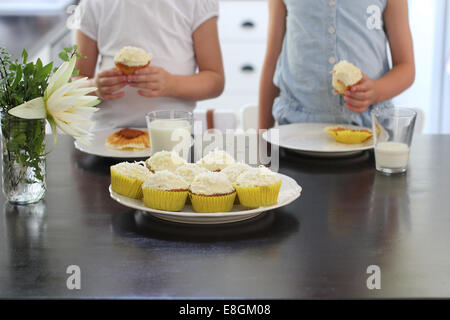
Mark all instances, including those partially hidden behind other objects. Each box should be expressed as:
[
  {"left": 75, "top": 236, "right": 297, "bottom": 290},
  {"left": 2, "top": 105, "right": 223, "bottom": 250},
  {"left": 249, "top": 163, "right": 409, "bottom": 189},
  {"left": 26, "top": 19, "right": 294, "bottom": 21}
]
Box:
[{"left": 393, "top": 0, "right": 448, "bottom": 133}]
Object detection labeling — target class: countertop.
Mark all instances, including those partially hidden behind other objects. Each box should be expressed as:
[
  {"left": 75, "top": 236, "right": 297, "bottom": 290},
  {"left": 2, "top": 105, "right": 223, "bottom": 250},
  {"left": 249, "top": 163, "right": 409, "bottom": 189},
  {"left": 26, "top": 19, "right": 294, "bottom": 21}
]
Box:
[{"left": 1, "top": 135, "right": 450, "bottom": 299}]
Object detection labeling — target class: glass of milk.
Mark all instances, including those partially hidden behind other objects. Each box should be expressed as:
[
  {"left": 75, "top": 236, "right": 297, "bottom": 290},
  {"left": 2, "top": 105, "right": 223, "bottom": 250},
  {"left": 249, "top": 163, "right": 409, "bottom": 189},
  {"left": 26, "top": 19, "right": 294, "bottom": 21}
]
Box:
[
  {"left": 146, "top": 110, "right": 193, "bottom": 161},
  {"left": 371, "top": 107, "right": 417, "bottom": 175}
]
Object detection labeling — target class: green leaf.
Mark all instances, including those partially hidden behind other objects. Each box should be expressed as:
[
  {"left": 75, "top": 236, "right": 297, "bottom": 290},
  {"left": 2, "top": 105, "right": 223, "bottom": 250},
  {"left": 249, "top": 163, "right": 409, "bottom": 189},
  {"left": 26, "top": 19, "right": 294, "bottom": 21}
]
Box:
[
  {"left": 36, "top": 58, "right": 43, "bottom": 70},
  {"left": 23, "top": 62, "right": 34, "bottom": 77},
  {"left": 58, "top": 51, "right": 69, "bottom": 62},
  {"left": 35, "top": 60, "right": 53, "bottom": 83},
  {"left": 75, "top": 52, "right": 86, "bottom": 59},
  {"left": 14, "top": 132, "right": 27, "bottom": 145},
  {"left": 72, "top": 69, "right": 79, "bottom": 76},
  {"left": 22, "top": 49, "right": 28, "bottom": 64},
  {"left": 42, "top": 62, "right": 53, "bottom": 77},
  {"left": 11, "top": 66, "right": 22, "bottom": 89}
]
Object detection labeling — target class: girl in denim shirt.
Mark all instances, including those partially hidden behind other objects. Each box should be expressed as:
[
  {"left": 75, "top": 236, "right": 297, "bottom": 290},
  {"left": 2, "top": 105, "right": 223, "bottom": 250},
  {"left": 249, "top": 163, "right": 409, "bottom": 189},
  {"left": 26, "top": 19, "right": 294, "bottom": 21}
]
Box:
[{"left": 259, "top": 0, "right": 415, "bottom": 129}]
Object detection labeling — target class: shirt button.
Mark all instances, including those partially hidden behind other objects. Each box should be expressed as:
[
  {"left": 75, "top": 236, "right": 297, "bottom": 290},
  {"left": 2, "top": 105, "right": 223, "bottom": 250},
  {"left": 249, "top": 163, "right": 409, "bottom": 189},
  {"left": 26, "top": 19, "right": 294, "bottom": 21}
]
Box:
[
  {"left": 329, "top": 56, "right": 336, "bottom": 64},
  {"left": 328, "top": 26, "right": 336, "bottom": 34},
  {"left": 329, "top": 0, "right": 336, "bottom": 7}
]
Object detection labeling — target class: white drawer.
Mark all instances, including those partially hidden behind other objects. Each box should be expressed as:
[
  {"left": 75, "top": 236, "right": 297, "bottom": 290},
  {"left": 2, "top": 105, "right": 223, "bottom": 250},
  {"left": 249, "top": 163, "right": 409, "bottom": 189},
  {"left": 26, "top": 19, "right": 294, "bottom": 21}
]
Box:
[
  {"left": 221, "top": 42, "right": 266, "bottom": 95},
  {"left": 218, "top": 1, "right": 268, "bottom": 42}
]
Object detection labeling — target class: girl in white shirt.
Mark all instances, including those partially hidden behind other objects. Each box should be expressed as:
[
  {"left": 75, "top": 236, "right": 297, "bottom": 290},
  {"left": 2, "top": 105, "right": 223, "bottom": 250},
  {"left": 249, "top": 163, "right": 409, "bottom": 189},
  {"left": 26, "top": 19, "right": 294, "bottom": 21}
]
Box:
[{"left": 75, "top": 0, "right": 224, "bottom": 131}]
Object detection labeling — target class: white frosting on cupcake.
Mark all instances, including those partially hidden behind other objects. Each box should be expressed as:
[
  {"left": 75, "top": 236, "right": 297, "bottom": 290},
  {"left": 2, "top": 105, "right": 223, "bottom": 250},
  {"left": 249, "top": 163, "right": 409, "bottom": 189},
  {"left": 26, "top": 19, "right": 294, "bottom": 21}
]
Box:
[
  {"left": 189, "top": 172, "right": 235, "bottom": 195},
  {"left": 332, "top": 60, "right": 362, "bottom": 87},
  {"left": 146, "top": 151, "right": 186, "bottom": 172},
  {"left": 197, "top": 149, "right": 236, "bottom": 171},
  {"left": 235, "top": 166, "right": 281, "bottom": 187},
  {"left": 114, "top": 46, "right": 152, "bottom": 67},
  {"left": 175, "top": 163, "right": 208, "bottom": 185},
  {"left": 221, "top": 162, "right": 251, "bottom": 183},
  {"left": 111, "top": 162, "right": 152, "bottom": 181},
  {"left": 142, "top": 170, "right": 189, "bottom": 191}
]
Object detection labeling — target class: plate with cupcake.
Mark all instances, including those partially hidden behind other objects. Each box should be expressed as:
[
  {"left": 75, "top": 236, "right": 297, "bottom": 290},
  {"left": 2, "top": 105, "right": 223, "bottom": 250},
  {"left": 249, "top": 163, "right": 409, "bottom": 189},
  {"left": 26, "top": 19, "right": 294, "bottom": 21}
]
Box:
[
  {"left": 74, "top": 127, "right": 151, "bottom": 158},
  {"left": 109, "top": 150, "right": 302, "bottom": 224},
  {"left": 262, "top": 123, "right": 376, "bottom": 158}
]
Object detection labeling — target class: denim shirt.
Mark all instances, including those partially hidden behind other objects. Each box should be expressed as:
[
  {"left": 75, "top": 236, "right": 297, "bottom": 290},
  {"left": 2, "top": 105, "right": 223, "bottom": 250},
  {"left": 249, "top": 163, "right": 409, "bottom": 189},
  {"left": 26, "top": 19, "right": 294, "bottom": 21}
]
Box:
[{"left": 273, "top": 0, "right": 394, "bottom": 127}]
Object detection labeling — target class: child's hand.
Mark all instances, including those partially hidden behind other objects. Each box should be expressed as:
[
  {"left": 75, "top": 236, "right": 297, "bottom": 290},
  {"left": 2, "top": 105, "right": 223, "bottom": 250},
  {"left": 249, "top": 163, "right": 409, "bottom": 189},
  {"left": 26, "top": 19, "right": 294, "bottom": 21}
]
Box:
[
  {"left": 127, "top": 66, "right": 175, "bottom": 98},
  {"left": 343, "top": 74, "right": 379, "bottom": 113},
  {"left": 94, "top": 68, "right": 127, "bottom": 101}
]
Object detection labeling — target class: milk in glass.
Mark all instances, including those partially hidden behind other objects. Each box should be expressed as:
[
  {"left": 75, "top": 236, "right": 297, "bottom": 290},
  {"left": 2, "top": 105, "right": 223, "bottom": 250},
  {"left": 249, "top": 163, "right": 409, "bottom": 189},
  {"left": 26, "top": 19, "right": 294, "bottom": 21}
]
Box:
[
  {"left": 148, "top": 119, "right": 192, "bottom": 158},
  {"left": 375, "top": 142, "right": 410, "bottom": 169}
]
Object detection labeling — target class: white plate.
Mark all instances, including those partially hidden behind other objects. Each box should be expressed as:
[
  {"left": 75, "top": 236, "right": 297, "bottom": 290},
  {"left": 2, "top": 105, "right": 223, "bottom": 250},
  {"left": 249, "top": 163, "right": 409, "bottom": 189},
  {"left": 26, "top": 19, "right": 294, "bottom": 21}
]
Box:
[
  {"left": 74, "top": 128, "right": 151, "bottom": 159},
  {"left": 109, "top": 174, "right": 302, "bottom": 224},
  {"left": 262, "top": 123, "right": 376, "bottom": 157}
]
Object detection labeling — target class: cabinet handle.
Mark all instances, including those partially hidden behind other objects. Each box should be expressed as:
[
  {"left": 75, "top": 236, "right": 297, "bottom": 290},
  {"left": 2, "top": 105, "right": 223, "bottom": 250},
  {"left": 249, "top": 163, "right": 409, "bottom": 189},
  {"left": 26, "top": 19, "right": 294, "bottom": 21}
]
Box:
[
  {"left": 241, "top": 20, "right": 255, "bottom": 28},
  {"left": 241, "top": 65, "right": 255, "bottom": 73}
]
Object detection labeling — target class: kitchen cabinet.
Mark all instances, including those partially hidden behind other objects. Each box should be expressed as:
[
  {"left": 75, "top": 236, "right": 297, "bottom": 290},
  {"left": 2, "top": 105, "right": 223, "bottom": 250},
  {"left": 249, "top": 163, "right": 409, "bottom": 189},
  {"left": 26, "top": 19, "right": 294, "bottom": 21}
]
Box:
[{"left": 197, "top": 0, "right": 268, "bottom": 112}]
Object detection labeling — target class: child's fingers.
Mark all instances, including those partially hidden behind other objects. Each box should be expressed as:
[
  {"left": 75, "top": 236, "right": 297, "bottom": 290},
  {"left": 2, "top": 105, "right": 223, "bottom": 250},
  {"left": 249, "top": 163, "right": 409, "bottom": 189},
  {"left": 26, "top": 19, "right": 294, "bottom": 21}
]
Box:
[
  {"left": 134, "top": 66, "right": 159, "bottom": 75},
  {"left": 350, "top": 82, "right": 369, "bottom": 93},
  {"left": 99, "top": 83, "right": 127, "bottom": 95},
  {"left": 98, "top": 68, "right": 123, "bottom": 77},
  {"left": 345, "top": 91, "right": 367, "bottom": 101},
  {"left": 351, "top": 74, "right": 370, "bottom": 92},
  {"left": 127, "top": 74, "right": 158, "bottom": 83},
  {"left": 343, "top": 95, "right": 368, "bottom": 108},
  {"left": 98, "top": 76, "right": 127, "bottom": 87}
]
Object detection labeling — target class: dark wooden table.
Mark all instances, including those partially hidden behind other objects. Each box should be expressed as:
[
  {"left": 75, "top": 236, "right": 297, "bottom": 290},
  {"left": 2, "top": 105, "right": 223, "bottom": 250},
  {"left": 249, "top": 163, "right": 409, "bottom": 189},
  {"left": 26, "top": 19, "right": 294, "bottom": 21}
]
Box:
[{"left": 1, "top": 135, "right": 449, "bottom": 299}]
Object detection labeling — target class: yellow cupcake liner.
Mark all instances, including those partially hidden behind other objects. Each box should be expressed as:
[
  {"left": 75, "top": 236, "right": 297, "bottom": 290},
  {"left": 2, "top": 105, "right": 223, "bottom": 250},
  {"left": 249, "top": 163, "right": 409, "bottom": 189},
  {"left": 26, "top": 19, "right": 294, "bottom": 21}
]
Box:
[
  {"left": 143, "top": 188, "right": 188, "bottom": 212},
  {"left": 325, "top": 126, "right": 373, "bottom": 144},
  {"left": 189, "top": 192, "right": 236, "bottom": 213},
  {"left": 110, "top": 168, "right": 145, "bottom": 199},
  {"left": 234, "top": 181, "right": 282, "bottom": 208}
]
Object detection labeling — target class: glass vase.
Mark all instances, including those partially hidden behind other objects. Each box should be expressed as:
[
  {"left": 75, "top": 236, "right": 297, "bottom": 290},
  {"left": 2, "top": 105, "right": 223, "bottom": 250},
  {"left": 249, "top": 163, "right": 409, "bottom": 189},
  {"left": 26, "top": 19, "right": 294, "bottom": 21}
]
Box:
[{"left": 1, "top": 111, "right": 46, "bottom": 204}]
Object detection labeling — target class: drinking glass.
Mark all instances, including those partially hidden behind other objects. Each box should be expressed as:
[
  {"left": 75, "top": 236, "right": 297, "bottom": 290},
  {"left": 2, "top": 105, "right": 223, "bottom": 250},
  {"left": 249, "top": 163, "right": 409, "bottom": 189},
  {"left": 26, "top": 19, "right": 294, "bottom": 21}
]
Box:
[
  {"left": 371, "top": 107, "right": 417, "bottom": 175},
  {"left": 146, "top": 110, "right": 193, "bottom": 160}
]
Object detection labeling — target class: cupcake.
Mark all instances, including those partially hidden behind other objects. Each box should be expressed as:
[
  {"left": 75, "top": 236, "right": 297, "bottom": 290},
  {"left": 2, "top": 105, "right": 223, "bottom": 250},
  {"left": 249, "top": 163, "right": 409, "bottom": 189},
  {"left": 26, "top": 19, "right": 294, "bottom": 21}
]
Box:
[
  {"left": 234, "top": 166, "right": 282, "bottom": 208},
  {"left": 114, "top": 46, "right": 152, "bottom": 75},
  {"left": 142, "top": 170, "right": 189, "bottom": 212},
  {"left": 110, "top": 162, "right": 152, "bottom": 199},
  {"left": 175, "top": 163, "right": 208, "bottom": 185},
  {"left": 221, "top": 162, "right": 251, "bottom": 204},
  {"left": 332, "top": 60, "right": 362, "bottom": 95},
  {"left": 105, "top": 128, "right": 150, "bottom": 150},
  {"left": 221, "top": 162, "right": 251, "bottom": 184},
  {"left": 324, "top": 126, "right": 373, "bottom": 144},
  {"left": 197, "top": 149, "right": 236, "bottom": 172},
  {"left": 145, "top": 151, "right": 186, "bottom": 172},
  {"left": 189, "top": 172, "right": 236, "bottom": 213}
]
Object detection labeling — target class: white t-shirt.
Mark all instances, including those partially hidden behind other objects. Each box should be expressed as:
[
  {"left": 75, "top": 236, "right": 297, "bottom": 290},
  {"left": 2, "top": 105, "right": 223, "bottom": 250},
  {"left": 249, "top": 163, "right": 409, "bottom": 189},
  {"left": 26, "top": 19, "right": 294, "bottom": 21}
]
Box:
[{"left": 78, "top": 0, "right": 219, "bottom": 131}]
